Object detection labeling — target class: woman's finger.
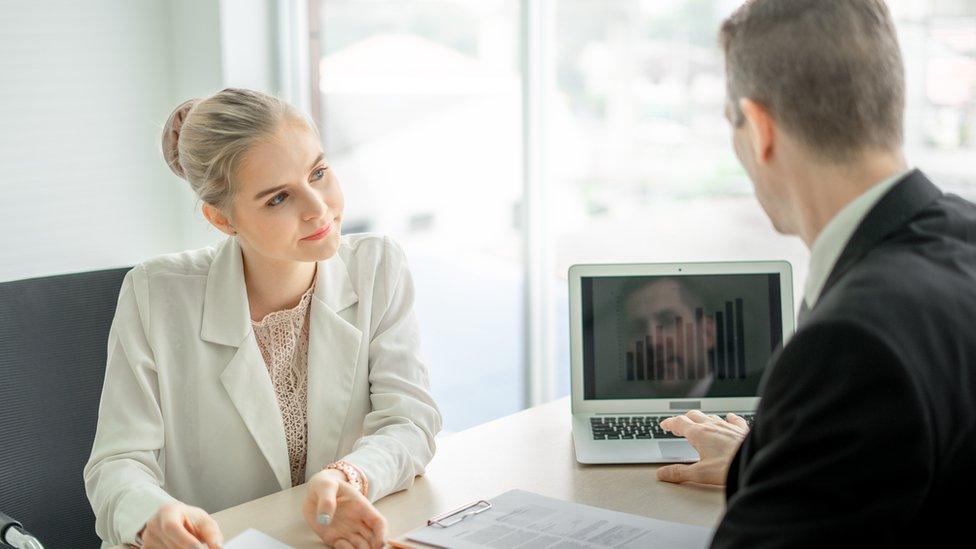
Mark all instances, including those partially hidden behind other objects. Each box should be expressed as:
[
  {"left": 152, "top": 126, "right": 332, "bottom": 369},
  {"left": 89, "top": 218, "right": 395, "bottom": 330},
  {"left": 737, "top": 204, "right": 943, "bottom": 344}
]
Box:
[
  {"left": 334, "top": 539, "right": 355, "bottom": 549},
  {"left": 186, "top": 509, "right": 224, "bottom": 549},
  {"left": 138, "top": 527, "right": 161, "bottom": 549},
  {"left": 314, "top": 481, "right": 340, "bottom": 527},
  {"left": 158, "top": 513, "right": 205, "bottom": 548},
  {"left": 349, "top": 532, "right": 371, "bottom": 549},
  {"left": 357, "top": 523, "right": 383, "bottom": 549},
  {"left": 363, "top": 513, "right": 388, "bottom": 549}
]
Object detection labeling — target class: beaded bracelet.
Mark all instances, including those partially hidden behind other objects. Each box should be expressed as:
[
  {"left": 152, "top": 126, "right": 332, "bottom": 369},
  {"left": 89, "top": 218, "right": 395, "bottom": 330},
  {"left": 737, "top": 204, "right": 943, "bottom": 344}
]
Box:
[{"left": 324, "top": 460, "right": 369, "bottom": 498}]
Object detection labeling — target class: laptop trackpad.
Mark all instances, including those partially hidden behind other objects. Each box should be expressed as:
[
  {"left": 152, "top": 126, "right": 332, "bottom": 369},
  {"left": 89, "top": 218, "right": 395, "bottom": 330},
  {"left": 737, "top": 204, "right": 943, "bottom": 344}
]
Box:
[{"left": 660, "top": 440, "right": 699, "bottom": 461}]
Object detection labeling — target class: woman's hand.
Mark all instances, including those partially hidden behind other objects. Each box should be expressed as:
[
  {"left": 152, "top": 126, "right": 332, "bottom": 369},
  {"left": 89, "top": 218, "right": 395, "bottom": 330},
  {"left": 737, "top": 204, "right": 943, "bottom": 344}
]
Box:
[
  {"left": 302, "top": 469, "right": 388, "bottom": 549},
  {"left": 655, "top": 410, "right": 750, "bottom": 486},
  {"left": 138, "top": 501, "right": 223, "bottom": 548}
]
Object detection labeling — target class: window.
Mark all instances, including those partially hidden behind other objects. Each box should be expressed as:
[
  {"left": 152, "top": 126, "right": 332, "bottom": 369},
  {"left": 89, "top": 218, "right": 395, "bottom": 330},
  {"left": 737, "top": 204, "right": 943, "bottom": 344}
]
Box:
[
  {"left": 312, "top": 0, "right": 524, "bottom": 432},
  {"left": 548, "top": 0, "right": 810, "bottom": 396},
  {"left": 308, "top": 0, "right": 976, "bottom": 421},
  {"left": 890, "top": 0, "right": 976, "bottom": 195},
  {"left": 548, "top": 0, "right": 976, "bottom": 397}
]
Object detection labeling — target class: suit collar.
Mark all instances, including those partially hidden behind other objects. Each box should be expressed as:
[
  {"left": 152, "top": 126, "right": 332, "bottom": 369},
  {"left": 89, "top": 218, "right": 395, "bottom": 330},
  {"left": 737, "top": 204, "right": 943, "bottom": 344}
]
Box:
[
  {"left": 201, "top": 237, "right": 359, "bottom": 346},
  {"left": 313, "top": 245, "right": 359, "bottom": 314},
  {"left": 219, "top": 337, "right": 292, "bottom": 490},
  {"left": 817, "top": 169, "right": 942, "bottom": 305},
  {"left": 803, "top": 169, "right": 909, "bottom": 308},
  {"left": 201, "top": 237, "right": 251, "bottom": 347}
]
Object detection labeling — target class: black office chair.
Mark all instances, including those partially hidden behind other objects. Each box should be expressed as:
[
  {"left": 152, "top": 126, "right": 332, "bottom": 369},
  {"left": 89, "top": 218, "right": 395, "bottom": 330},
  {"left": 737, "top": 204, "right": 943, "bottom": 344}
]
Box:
[{"left": 0, "top": 267, "right": 130, "bottom": 548}]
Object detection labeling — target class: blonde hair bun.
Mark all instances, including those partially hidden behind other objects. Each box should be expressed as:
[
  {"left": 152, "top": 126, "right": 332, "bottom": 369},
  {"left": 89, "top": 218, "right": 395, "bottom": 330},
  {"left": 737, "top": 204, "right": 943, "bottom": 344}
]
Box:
[{"left": 162, "top": 98, "right": 198, "bottom": 179}]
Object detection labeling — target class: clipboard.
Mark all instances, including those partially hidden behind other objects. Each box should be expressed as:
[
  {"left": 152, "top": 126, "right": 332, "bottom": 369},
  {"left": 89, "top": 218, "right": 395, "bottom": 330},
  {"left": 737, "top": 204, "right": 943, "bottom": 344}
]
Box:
[
  {"left": 426, "top": 499, "right": 493, "bottom": 528},
  {"left": 388, "top": 499, "right": 494, "bottom": 549}
]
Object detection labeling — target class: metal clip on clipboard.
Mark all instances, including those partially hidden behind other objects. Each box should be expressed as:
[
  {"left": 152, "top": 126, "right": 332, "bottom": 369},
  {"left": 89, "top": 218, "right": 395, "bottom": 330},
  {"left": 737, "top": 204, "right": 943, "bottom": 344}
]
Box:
[{"left": 426, "top": 500, "right": 493, "bottom": 528}]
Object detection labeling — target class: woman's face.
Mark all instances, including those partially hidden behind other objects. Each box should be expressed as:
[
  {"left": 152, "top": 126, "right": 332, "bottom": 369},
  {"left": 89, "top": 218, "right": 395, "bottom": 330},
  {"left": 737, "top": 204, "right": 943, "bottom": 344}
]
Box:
[{"left": 222, "top": 120, "right": 344, "bottom": 265}]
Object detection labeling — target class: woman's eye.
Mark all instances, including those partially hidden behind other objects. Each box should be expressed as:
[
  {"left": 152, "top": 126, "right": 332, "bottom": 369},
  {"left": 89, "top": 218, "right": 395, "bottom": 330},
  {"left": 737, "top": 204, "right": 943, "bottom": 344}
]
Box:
[
  {"left": 267, "top": 192, "right": 287, "bottom": 207},
  {"left": 312, "top": 167, "right": 327, "bottom": 181}
]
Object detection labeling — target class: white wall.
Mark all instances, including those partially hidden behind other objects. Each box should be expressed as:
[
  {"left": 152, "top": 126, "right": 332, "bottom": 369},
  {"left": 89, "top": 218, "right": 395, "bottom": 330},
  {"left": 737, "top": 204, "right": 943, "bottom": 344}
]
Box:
[
  {"left": 165, "top": 0, "right": 227, "bottom": 252},
  {"left": 0, "top": 0, "right": 279, "bottom": 282}
]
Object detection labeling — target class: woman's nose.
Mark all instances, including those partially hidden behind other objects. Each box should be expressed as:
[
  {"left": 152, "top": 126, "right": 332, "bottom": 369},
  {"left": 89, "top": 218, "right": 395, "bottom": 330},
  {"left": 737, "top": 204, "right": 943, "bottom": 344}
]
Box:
[{"left": 302, "top": 193, "right": 327, "bottom": 221}]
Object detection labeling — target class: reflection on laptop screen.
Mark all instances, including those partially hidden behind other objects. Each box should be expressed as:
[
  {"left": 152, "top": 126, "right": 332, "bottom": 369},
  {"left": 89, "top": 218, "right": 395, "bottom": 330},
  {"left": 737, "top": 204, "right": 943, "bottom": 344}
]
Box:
[{"left": 581, "top": 274, "right": 783, "bottom": 400}]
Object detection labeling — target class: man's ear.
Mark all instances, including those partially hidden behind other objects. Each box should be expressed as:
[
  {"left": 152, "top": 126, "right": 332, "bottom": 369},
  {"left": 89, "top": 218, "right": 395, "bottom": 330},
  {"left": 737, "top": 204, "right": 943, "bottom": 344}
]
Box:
[
  {"left": 739, "top": 98, "right": 775, "bottom": 165},
  {"left": 202, "top": 202, "right": 237, "bottom": 236}
]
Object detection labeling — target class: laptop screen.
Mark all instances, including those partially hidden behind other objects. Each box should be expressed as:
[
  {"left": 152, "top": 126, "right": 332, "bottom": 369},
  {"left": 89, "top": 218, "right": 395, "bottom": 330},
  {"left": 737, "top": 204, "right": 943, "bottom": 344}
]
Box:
[{"left": 581, "top": 273, "right": 783, "bottom": 400}]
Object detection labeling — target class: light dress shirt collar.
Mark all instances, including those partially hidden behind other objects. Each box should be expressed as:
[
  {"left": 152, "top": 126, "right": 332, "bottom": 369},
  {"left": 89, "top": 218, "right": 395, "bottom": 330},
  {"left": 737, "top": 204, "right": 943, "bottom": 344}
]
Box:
[{"left": 803, "top": 168, "right": 912, "bottom": 309}]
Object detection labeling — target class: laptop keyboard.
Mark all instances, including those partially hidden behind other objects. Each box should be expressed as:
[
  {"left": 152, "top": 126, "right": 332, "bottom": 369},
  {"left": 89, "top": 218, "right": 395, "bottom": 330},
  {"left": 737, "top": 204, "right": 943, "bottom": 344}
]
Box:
[{"left": 590, "top": 413, "right": 756, "bottom": 440}]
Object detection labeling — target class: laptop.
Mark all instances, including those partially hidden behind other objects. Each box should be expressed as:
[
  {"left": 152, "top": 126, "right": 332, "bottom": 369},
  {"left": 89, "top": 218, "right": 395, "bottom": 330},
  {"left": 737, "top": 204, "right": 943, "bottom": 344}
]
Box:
[{"left": 569, "top": 261, "right": 794, "bottom": 464}]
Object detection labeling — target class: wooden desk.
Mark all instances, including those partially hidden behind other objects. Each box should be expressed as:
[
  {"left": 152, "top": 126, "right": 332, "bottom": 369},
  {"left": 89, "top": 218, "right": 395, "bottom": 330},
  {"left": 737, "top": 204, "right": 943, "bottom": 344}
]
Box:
[{"left": 213, "top": 397, "right": 725, "bottom": 547}]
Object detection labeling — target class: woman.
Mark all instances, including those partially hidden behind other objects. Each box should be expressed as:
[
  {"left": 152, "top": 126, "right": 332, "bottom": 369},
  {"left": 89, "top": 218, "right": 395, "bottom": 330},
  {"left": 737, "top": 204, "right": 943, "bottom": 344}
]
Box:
[{"left": 83, "top": 88, "right": 442, "bottom": 549}]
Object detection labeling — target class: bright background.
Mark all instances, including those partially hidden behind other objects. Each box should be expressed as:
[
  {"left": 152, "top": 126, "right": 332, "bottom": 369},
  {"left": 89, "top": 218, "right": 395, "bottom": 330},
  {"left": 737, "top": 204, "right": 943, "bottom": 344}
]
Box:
[{"left": 2, "top": 0, "right": 974, "bottom": 433}]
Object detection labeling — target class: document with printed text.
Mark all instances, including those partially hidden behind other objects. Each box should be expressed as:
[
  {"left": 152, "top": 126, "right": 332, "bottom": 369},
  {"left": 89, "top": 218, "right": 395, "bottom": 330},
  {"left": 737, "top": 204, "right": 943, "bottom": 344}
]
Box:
[{"left": 404, "top": 489, "right": 712, "bottom": 549}]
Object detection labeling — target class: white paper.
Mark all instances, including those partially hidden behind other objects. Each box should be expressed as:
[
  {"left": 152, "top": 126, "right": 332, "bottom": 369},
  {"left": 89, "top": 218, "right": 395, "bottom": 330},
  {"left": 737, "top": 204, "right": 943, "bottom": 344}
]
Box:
[
  {"left": 406, "top": 489, "right": 712, "bottom": 549},
  {"left": 222, "top": 528, "right": 294, "bottom": 549}
]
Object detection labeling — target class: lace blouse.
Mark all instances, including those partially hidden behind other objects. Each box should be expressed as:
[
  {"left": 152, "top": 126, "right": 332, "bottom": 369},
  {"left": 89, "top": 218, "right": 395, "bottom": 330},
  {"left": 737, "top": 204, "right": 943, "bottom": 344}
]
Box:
[{"left": 251, "top": 283, "right": 315, "bottom": 487}]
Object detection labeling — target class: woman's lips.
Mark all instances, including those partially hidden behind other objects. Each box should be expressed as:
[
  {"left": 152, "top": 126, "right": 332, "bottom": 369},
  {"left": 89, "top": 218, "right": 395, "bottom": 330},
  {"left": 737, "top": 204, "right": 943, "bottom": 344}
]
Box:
[{"left": 300, "top": 223, "right": 333, "bottom": 241}]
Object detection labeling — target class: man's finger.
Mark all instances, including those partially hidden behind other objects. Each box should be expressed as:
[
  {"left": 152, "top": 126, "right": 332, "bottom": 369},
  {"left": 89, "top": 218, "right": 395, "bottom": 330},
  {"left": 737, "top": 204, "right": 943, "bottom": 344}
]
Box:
[
  {"left": 727, "top": 413, "right": 749, "bottom": 430},
  {"left": 685, "top": 410, "right": 710, "bottom": 423},
  {"left": 656, "top": 464, "right": 698, "bottom": 484},
  {"left": 659, "top": 414, "right": 697, "bottom": 435}
]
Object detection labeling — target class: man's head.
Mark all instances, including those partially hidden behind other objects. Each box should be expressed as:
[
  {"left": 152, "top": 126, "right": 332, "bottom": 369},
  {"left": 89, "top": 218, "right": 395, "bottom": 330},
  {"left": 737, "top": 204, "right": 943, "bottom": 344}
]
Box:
[{"left": 719, "top": 0, "right": 906, "bottom": 235}]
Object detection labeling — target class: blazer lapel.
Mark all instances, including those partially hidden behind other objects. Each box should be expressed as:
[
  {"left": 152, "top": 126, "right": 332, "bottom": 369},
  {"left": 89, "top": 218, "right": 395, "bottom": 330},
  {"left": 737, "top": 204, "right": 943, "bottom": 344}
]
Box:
[
  {"left": 220, "top": 335, "right": 292, "bottom": 490},
  {"left": 818, "top": 170, "right": 942, "bottom": 305},
  {"left": 201, "top": 237, "right": 292, "bottom": 491},
  {"left": 305, "top": 251, "right": 362, "bottom": 478},
  {"left": 201, "top": 237, "right": 252, "bottom": 348}
]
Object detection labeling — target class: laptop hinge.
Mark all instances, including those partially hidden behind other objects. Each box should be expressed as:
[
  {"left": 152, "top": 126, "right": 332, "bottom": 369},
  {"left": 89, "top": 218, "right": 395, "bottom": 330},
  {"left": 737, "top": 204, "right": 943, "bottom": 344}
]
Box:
[{"left": 669, "top": 401, "right": 702, "bottom": 410}]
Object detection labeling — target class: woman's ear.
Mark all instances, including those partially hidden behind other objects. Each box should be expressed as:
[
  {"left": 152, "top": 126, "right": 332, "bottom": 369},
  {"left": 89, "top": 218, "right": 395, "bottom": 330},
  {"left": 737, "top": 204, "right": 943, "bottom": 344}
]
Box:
[{"left": 202, "top": 203, "right": 237, "bottom": 235}]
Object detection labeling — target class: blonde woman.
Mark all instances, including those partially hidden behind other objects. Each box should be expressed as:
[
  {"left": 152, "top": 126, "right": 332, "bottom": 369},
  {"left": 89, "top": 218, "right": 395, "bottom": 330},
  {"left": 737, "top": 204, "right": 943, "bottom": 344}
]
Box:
[{"left": 83, "top": 88, "right": 442, "bottom": 549}]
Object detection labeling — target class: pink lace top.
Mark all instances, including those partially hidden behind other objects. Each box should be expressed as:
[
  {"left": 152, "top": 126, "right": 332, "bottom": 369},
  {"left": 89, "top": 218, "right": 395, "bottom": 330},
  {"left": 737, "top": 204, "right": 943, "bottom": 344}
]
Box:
[{"left": 251, "top": 283, "right": 315, "bottom": 487}]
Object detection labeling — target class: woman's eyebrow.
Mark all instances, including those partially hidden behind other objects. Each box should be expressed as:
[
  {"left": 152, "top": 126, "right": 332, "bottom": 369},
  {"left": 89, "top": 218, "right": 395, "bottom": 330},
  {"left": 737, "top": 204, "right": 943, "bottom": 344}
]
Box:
[
  {"left": 254, "top": 184, "right": 287, "bottom": 201},
  {"left": 309, "top": 152, "right": 325, "bottom": 171},
  {"left": 253, "top": 153, "right": 326, "bottom": 201}
]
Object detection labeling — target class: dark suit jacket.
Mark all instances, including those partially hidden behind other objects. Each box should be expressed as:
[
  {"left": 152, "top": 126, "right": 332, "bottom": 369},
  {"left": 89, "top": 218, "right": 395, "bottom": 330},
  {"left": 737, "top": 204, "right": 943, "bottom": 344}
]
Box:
[{"left": 713, "top": 170, "right": 976, "bottom": 547}]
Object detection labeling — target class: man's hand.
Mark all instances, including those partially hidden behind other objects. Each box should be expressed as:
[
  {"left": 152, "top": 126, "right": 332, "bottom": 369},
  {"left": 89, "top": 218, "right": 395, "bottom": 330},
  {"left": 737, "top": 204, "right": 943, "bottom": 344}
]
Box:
[{"left": 656, "top": 410, "right": 750, "bottom": 486}]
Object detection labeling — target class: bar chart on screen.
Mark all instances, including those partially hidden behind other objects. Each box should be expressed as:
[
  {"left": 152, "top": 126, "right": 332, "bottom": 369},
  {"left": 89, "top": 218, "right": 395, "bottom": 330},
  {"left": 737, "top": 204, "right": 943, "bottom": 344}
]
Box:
[{"left": 625, "top": 298, "right": 747, "bottom": 382}]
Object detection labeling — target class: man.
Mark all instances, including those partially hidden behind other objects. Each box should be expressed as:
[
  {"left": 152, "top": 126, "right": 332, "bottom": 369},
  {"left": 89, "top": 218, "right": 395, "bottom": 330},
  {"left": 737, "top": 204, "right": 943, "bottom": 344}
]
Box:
[{"left": 656, "top": 0, "right": 976, "bottom": 546}]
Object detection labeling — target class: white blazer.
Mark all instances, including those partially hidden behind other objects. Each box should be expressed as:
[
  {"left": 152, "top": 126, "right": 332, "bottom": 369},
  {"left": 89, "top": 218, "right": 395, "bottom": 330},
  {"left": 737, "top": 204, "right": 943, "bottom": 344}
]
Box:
[{"left": 83, "top": 234, "right": 442, "bottom": 546}]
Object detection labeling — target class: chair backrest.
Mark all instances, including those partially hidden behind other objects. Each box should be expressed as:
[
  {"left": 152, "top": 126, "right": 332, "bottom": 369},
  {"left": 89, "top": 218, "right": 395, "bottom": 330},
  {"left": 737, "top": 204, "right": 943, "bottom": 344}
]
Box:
[{"left": 0, "top": 267, "right": 130, "bottom": 548}]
